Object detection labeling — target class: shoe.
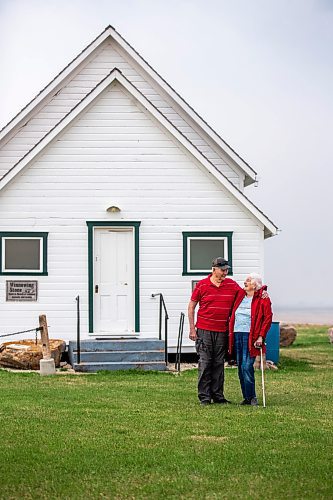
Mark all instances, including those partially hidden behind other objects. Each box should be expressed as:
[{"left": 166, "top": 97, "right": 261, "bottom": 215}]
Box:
[
  {"left": 240, "top": 399, "right": 251, "bottom": 405},
  {"left": 250, "top": 398, "right": 258, "bottom": 406},
  {"left": 213, "top": 398, "right": 231, "bottom": 404},
  {"left": 200, "top": 400, "right": 211, "bottom": 406}
]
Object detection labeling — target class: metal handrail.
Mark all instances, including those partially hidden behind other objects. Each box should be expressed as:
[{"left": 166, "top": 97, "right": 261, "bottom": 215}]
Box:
[
  {"left": 151, "top": 293, "right": 169, "bottom": 365},
  {"left": 175, "top": 312, "right": 185, "bottom": 372},
  {"left": 75, "top": 295, "right": 81, "bottom": 365}
]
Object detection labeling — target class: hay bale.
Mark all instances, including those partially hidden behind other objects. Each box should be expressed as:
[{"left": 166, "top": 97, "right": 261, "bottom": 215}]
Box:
[{"left": 0, "top": 339, "right": 66, "bottom": 370}]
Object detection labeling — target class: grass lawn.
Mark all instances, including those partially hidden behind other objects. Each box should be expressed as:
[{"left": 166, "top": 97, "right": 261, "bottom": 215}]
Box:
[{"left": 0, "top": 325, "right": 332, "bottom": 499}]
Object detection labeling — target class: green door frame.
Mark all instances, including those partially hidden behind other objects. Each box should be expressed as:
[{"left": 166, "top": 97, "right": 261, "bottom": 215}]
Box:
[{"left": 86, "top": 221, "right": 141, "bottom": 333}]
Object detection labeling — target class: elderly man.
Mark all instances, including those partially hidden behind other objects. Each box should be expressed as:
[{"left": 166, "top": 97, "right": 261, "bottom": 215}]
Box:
[{"left": 188, "top": 257, "right": 242, "bottom": 405}]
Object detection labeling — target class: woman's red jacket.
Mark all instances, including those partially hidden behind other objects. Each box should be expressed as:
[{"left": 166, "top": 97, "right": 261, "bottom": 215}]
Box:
[{"left": 228, "top": 286, "right": 273, "bottom": 358}]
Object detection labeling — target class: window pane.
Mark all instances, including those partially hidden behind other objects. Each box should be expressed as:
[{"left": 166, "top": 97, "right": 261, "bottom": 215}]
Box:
[
  {"left": 190, "top": 239, "right": 224, "bottom": 271},
  {"left": 5, "top": 239, "right": 40, "bottom": 270}
]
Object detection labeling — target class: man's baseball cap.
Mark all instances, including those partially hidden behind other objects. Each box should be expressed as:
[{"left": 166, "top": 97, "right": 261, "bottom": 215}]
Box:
[{"left": 212, "top": 257, "right": 230, "bottom": 269}]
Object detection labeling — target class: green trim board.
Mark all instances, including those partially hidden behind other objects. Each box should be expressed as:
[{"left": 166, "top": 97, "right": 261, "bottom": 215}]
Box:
[
  {"left": 86, "top": 221, "right": 141, "bottom": 333},
  {"left": 182, "top": 231, "right": 233, "bottom": 276},
  {"left": 0, "top": 232, "right": 48, "bottom": 276}
]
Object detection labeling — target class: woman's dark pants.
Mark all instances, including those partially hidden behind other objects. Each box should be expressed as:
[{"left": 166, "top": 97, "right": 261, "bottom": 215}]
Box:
[
  {"left": 234, "top": 332, "right": 256, "bottom": 400},
  {"left": 195, "top": 329, "right": 228, "bottom": 403}
]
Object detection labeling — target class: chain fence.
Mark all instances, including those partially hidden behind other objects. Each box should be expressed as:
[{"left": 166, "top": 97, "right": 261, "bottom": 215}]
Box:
[{"left": 0, "top": 327, "right": 43, "bottom": 345}]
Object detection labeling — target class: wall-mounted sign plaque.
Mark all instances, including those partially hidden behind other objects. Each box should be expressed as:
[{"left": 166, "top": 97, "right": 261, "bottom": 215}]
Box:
[{"left": 6, "top": 281, "right": 38, "bottom": 302}]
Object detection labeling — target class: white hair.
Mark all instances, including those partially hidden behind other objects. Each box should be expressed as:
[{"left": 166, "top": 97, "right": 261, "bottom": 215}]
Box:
[{"left": 248, "top": 272, "right": 263, "bottom": 290}]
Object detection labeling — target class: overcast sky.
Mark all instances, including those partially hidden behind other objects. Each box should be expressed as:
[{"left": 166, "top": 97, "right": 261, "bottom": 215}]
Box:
[{"left": 0, "top": 0, "right": 332, "bottom": 309}]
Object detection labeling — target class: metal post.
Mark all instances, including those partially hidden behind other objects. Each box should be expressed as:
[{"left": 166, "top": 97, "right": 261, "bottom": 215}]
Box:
[
  {"left": 175, "top": 327, "right": 181, "bottom": 371},
  {"left": 76, "top": 295, "right": 81, "bottom": 365},
  {"left": 152, "top": 292, "right": 168, "bottom": 366},
  {"left": 158, "top": 295, "right": 162, "bottom": 340},
  {"left": 178, "top": 313, "right": 184, "bottom": 372},
  {"left": 175, "top": 312, "right": 185, "bottom": 372},
  {"left": 164, "top": 313, "right": 168, "bottom": 365}
]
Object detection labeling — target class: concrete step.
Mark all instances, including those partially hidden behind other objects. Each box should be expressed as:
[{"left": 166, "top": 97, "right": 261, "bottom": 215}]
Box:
[
  {"left": 68, "top": 338, "right": 164, "bottom": 353},
  {"left": 68, "top": 338, "right": 166, "bottom": 371},
  {"left": 73, "top": 361, "right": 167, "bottom": 372},
  {"left": 70, "top": 350, "right": 165, "bottom": 363}
]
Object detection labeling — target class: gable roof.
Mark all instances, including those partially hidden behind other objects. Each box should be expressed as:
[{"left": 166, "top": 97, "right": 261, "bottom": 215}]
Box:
[
  {"left": 0, "top": 25, "right": 256, "bottom": 186},
  {"left": 0, "top": 68, "right": 277, "bottom": 238}
]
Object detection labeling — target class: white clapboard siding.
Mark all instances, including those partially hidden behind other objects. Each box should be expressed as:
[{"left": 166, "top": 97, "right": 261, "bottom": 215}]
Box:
[
  {"left": 0, "top": 39, "right": 242, "bottom": 190},
  {"left": 0, "top": 84, "right": 263, "bottom": 344}
]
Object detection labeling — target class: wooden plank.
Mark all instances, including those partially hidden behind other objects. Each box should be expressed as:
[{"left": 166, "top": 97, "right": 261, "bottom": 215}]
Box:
[
  {"left": 52, "top": 139, "right": 177, "bottom": 148},
  {"left": 0, "top": 156, "right": 21, "bottom": 163},
  {"left": 39, "top": 314, "right": 51, "bottom": 359}
]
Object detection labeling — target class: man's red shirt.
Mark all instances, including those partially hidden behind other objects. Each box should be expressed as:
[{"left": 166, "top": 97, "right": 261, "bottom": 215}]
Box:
[{"left": 191, "top": 275, "right": 242, "bottom": 332}]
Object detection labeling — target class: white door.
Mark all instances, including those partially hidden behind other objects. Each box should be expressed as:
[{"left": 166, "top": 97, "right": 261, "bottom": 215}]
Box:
[{"left": 94, "top": 228, "right": 134, "bottom": 334}]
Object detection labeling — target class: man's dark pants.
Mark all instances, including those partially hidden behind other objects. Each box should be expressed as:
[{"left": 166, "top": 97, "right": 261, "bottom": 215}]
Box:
[{"left": 195, "top": 329, "right": 228, "bottom": 403}]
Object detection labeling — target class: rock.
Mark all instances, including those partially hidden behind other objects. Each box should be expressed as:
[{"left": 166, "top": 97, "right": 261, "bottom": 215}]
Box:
[
  {"left": 279, "top": 324, "right": 297, "bottom": 347},
  {"left": 0, "top": 339, "right": 66, "bottom": 370},
  {"left": 328, "top": 328, "right": 333, "bottom": 344},
  {"left": 60, "top": 363, "right": 73, "bottom": 370}
]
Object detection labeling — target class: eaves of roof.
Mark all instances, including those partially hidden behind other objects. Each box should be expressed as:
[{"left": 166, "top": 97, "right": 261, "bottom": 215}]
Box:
[
  {"left": 0, "top": 68, "right": 278, "bottom": 238},
  {"left": 0, "top": 25, "right": 256, "bottom": 186},
  {"left": 0, "top": 25, "right": 112, "bottom": 141},
  {"left": 110, "top": 26, "right": 257, "bottom": 185}
]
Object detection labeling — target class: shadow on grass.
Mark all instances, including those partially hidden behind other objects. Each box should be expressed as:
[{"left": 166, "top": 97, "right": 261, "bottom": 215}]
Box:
[{"left": 278, "top": 356, "right": 314, "bottom": 372}]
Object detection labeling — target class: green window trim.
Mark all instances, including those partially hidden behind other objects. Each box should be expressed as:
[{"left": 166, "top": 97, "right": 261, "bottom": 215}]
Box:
[
  {"left": 182, "top": 231, "right": 233, "bottom": 276},
  {"left": 0, "top": 232, "right": 48, "bottom": 276},
  {"left": 86, "top": 221, "right": 141, "bottom": 333}
]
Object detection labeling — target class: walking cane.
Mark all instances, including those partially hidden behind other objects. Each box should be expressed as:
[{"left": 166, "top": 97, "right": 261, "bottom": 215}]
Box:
[{"left": 260, "top": 347, "right": 266, "bottom": 408}]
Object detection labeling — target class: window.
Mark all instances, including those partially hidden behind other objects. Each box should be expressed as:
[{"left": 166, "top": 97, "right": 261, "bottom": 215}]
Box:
[
  {"left": 182, "top": 231, "right": 232, "bottom": 275},
  {"left": 0, "top": 232, "right": 48, "bottom": 275}
]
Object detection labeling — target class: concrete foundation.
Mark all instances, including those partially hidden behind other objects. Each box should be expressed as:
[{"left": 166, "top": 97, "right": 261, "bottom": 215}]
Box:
[{"left": 40, "top": 358, "right": 56, "bottom": 376}]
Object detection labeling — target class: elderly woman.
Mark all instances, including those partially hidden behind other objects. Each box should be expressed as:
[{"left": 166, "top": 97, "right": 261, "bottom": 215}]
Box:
[{"left": 228, "top": 273, "right": 273, "bottom": 406}]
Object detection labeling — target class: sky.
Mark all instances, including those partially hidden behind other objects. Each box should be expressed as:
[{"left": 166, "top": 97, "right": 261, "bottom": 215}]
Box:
[{"left": 0, "top": 0, "right": 332, "bottom": 309}]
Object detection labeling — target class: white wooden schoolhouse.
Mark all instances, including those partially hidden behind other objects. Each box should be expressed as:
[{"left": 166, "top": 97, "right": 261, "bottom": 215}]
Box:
[{"left": 0, "top": 26, "right": 277, "bottom": 362}]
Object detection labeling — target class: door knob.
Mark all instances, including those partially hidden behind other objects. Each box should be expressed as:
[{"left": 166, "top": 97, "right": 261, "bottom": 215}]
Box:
[{"left": 95, "top": 284, "right": 99, "bottom": 293}]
